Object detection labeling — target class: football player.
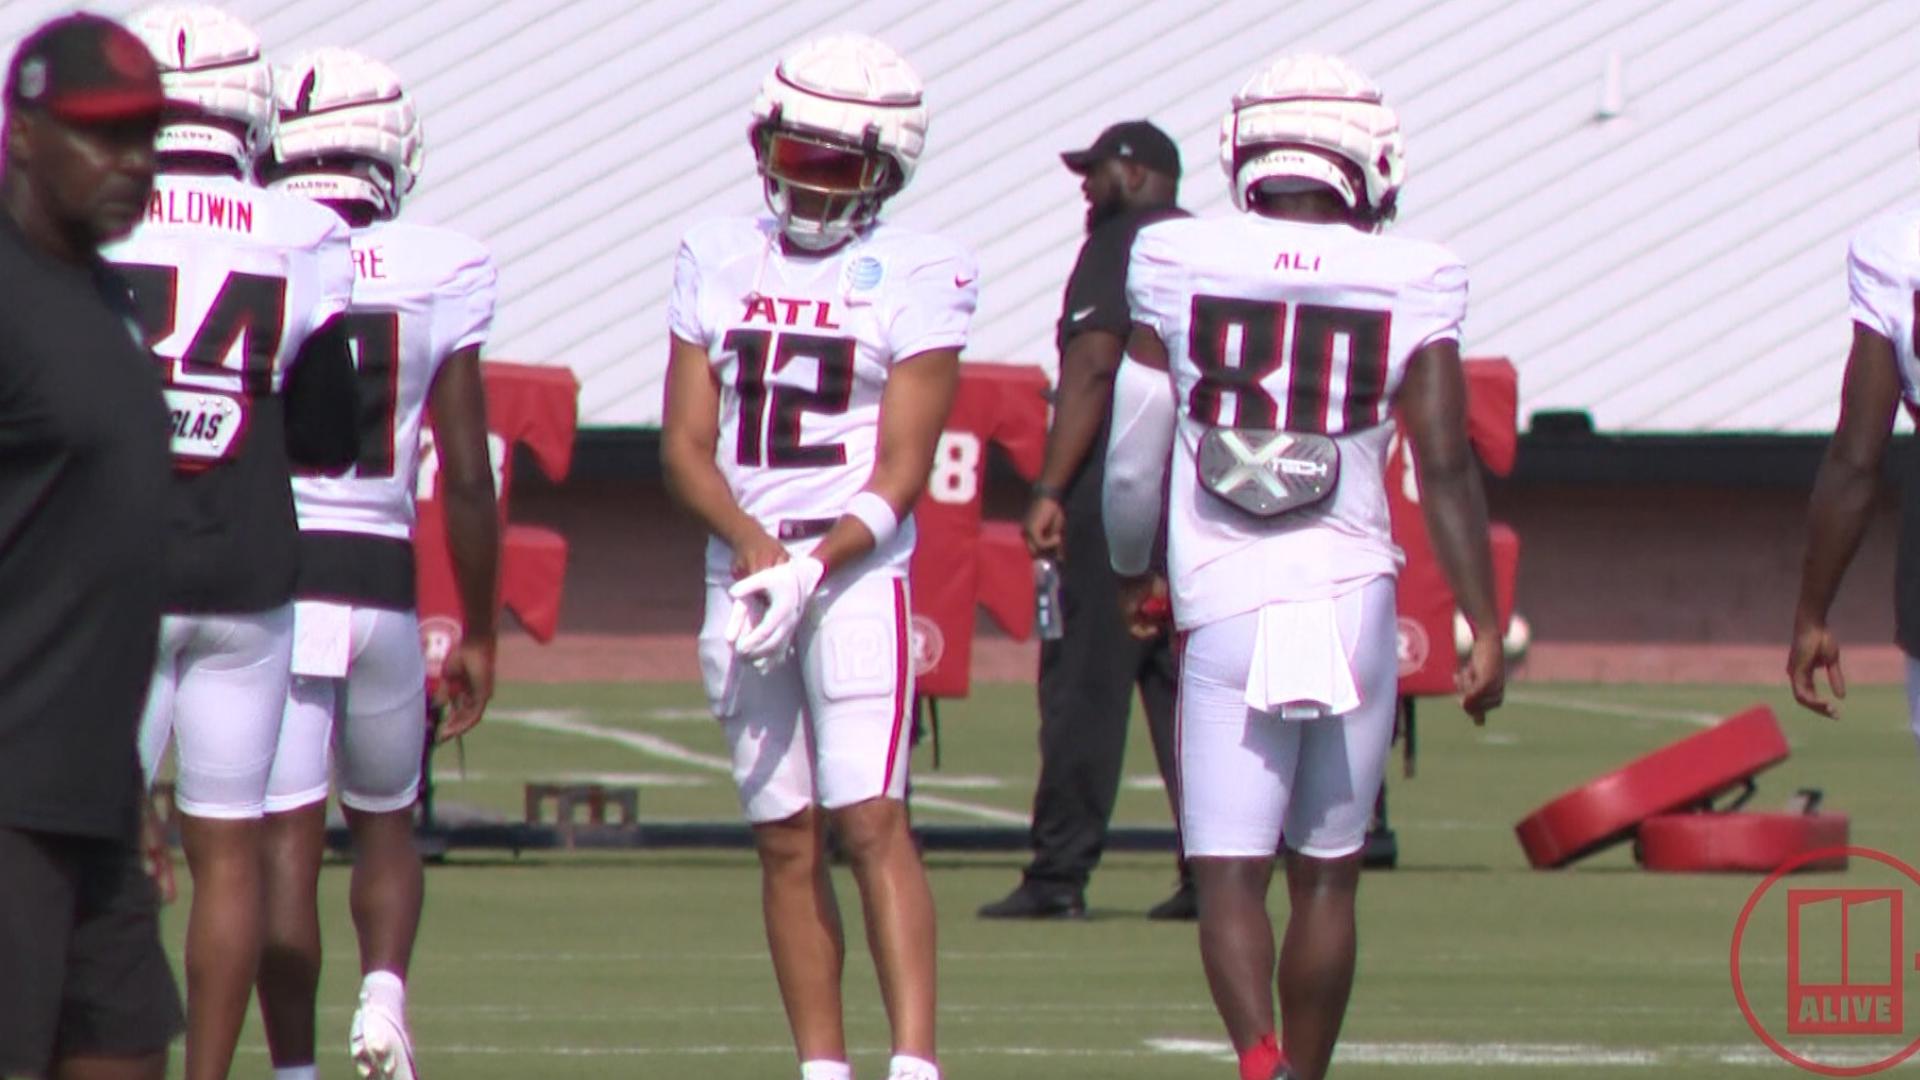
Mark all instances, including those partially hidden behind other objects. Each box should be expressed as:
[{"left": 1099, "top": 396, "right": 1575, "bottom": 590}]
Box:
[
  {"left": 660, "top": 33, "right": 975, "bottom": 1080},
  {"left": 252, "top": 48, "right": 500, "bottom": 1080},
  {"left": 106, "top": 7, "right": 359, "bottom": 1080},
  {"left": 1788, "top": 156, "right": 1920, "bottom": 729},
  {"left": 1100, "top": 55, "right": 1504, "bottom": 1080}
]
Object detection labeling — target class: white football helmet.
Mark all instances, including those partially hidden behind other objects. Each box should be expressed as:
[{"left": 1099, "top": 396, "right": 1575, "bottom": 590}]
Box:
[
  {"left": 1219, "top": 53, "right": 1405, "bottom": 225},
  {"left": 749, "top": 33, "right": 928, "bottom": 250},
  {"left": 126, "top": 4, "right": 274, "bottom": 171},
  {"left": 267, "top": 48, "right": 424, "bottom": 220}
]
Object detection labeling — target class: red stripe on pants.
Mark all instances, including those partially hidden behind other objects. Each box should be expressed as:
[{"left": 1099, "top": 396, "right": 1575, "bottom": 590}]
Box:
[{"left": 882, "top": 578, "right": 910, "bottom": 794}]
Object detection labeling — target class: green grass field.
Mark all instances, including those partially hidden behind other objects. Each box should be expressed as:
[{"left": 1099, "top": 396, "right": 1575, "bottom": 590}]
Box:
[{"left": 157, "top": 680, "right": 1920, "bottom": 1078}]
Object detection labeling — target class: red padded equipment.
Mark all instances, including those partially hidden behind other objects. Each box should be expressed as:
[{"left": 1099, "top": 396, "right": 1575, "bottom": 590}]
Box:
[
  {"left": 907, "top": 362, "right": 1048, "bottom": 698},
  {"left": 415, "top": 361, "right": 579, "bottom": 682},
  {"left": 1514, "top": 706, "right": 1789, "bottom": 868},
  {"left": 1635, "top": 811, "right": 1850, "bottom": 874}
]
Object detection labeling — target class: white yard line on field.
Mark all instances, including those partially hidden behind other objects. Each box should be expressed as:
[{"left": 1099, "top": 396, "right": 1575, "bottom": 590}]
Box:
[
  {"left": 1149, "top": 1038, "right": 1920, "bottom": 1068},
  {"left": 492, "top": 709, "right": 1029, "bottom": 826},
  {"left": 910, "top": 774, "right": 1005, "bottom": 790},
  {"left": 242, "top": 1038, "right": 1903, "bottom": 1067},
  {"left": 1504, "top": 690, "right": 1720, "bottom": 726}
]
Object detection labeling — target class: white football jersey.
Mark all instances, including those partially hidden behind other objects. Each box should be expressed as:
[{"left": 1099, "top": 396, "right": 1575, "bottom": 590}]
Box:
[
  {"left": 293, "top": 221, "right": 498, "bottom": 539},
  {"left": 105, "top": 173, "right": 352, "bottom": 469},
  {"left": 1128, "top": 215, "right": 1467, "bottom": 625},
  {"left": 1849, "top": 206, "right": 1920, "bottom": 406},
  {"left": 668, "top": 217, "right": 979, "bottom": 581}
]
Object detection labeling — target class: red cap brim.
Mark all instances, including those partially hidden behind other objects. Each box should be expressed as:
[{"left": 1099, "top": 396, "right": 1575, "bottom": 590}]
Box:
[{"left": 48, "top": 86, "right": 165, "bottom": 123}]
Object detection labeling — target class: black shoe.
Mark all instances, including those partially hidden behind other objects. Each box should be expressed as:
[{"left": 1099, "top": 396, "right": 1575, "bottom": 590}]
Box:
[
  {"left": 977, "top": 881, "right": 1087, "bottom": 919},
  {"left": 1145, "top": 880, "right": 1198, "bottom": 921}
]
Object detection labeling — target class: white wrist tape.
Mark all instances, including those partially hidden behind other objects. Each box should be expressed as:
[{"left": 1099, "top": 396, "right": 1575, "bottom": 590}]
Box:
[{"left": 845, "top": 491, "right": 899, "bottom": 548}]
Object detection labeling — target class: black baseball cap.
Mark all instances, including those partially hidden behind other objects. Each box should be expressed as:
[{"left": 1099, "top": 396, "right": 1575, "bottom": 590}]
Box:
[
  {"left": 5, "top": 13, "right": 164, "bottom": 123},
  {"left": 1061, "top": 120, "right": 1181, "bottom": 179}
]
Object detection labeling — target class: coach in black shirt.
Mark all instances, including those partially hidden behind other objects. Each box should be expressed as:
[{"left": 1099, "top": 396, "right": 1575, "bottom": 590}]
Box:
[
  {"left": 0, "top": 14, "right": 185, "bottom": 1080},
  {"left": 980, "top": 121, "right": 1192, "bottom": 920}
]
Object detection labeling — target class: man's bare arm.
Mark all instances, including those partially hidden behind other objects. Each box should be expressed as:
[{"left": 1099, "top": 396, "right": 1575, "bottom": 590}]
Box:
[
  {"left": 810, "top": 348, "right": 961, "bottom": 573},
  {"left": 1789, "top": 323, "right": 1901, "bottom": 717},
  {"left": 1025, "top": 329, "right": 1126, "bottom": 558},
  {"left": 660, "top": 334, "right": 787, "bottom": 577},
  {"left": 1398, "top": 339, "right": 1503, "bottom": 722},
  {"left": 425, "top": 345, "right": 500, "bottom": 738}
]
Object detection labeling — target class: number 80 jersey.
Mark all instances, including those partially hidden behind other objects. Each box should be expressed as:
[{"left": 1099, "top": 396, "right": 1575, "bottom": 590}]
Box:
[
  {"left": 1126, "top": 216, "right": 1467, "bottom": 624},
  {"left": 669, "top": 217, "right": 979, "bottom": 582}
]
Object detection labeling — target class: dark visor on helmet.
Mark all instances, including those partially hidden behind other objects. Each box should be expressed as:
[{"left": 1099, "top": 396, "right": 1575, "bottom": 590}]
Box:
[{"left": 763, "top": 131, "right": 887, "bottom": 193}]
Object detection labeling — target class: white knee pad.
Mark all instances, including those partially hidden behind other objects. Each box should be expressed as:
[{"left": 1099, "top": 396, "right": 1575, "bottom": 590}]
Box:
[
  {"left": 803, "top": 574, "right": 914, "bottom": 811},
  {"left": 336, "top": 608, "right": 427, "bottom": 814},
  {"left": 161, "top": 606, "right": 295, "bottom": 820},
  {"left": 265, "top": 674, "right": 336, "bottom": 814}
]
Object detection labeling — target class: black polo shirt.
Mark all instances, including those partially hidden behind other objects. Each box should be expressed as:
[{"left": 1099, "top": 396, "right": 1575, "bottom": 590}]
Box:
[
  {"left": 0, "top": 215, "right": 172, "bottom": 841},
  {"left": 1054, "top": 204, "right": 1188, "bottom": 516}
]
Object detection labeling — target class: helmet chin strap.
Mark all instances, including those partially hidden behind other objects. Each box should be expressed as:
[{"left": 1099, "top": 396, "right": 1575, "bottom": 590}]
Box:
[
  {"left": 780, "top": 222, "right": 849, "bottom": 251},
  {"left": 766, "top": 178, "right": 870, "bottom": 250}
]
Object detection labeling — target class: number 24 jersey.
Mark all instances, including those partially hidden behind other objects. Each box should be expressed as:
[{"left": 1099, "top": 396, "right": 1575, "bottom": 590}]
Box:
[
  {"left": 103, "top": 172, "right": 352, "bottom": 612},
  {"left": 668, "top": 217, "right": 979, "bottom": 581},
  {"left": 1126, "top": 215, "right": 1467, "bottom": 625}
]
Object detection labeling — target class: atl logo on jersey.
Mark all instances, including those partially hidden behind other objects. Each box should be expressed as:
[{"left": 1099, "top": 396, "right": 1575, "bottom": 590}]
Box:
[{"left": 740, "top": 294, "right": 843, "bottom": 329}]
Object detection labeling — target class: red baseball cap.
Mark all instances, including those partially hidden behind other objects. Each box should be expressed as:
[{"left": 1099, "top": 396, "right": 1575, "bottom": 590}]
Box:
[{"left": 5, "top": 13, "right": 164, "bottom": 123}]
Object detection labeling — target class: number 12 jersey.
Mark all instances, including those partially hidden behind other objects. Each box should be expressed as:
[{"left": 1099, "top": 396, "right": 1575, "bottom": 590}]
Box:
[{"left": 669, "top": 217, "right": 979, "bottom": 581}]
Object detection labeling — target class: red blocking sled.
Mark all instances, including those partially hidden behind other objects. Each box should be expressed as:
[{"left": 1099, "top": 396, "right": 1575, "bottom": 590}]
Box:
[{"left": 1515, "top": 706, "right": 1790, "bottom": 869}]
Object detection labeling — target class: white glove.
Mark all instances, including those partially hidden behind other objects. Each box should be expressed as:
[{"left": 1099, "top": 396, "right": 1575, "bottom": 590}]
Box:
[{"left": 726, "top": 555, "right": 826, "bottom": 669}]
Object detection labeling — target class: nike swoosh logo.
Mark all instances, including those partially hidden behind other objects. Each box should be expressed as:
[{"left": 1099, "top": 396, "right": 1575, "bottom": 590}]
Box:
[
  {"left": 1071, "top": 306, "right": 1096, "bottom": 321},
  {"left": 954, "top": 275, "right": 976, "bottom": 287}
]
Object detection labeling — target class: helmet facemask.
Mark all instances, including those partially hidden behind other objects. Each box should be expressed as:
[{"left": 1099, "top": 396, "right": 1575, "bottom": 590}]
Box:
[
  {"left": 747, "top": 33, "right": 928, "bottom": 251},
  {"left": 755, "top": 121, "right": 899, "bottom": 250}
]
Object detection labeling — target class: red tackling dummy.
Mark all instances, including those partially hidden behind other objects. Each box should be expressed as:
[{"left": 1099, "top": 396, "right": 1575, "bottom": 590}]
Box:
[
  {"left": 414, "top": 361, "right": 579, "bottom": 686},
  {"left": 1514, "top": 706, "right": 1790, "bottom": 868}
]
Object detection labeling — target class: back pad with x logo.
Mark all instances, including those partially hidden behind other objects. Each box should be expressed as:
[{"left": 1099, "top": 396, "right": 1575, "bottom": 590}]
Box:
[{"left": 1195, "top": 427, "right": 1340, "bottom": 517}]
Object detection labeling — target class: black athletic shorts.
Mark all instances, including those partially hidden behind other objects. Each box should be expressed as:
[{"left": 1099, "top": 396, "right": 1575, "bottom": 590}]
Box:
[{"left": 0, "top": 826, "right": 183, "bottom": 1077}]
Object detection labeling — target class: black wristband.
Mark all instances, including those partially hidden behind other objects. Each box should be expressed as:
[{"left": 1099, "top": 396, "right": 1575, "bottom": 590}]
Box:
[{"left": 1032, "top": 481, "right": 1066, "bottom": 503}]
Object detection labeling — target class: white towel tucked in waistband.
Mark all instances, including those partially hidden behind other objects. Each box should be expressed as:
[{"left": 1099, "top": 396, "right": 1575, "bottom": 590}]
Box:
[{"left": 1243, "top": 598, "right": 1361, "bottom": 720}]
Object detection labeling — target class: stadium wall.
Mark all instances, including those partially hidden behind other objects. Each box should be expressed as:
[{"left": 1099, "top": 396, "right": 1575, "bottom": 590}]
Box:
[{"left": 505, "top": 435, "right": 1911, "bottom": 685}]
